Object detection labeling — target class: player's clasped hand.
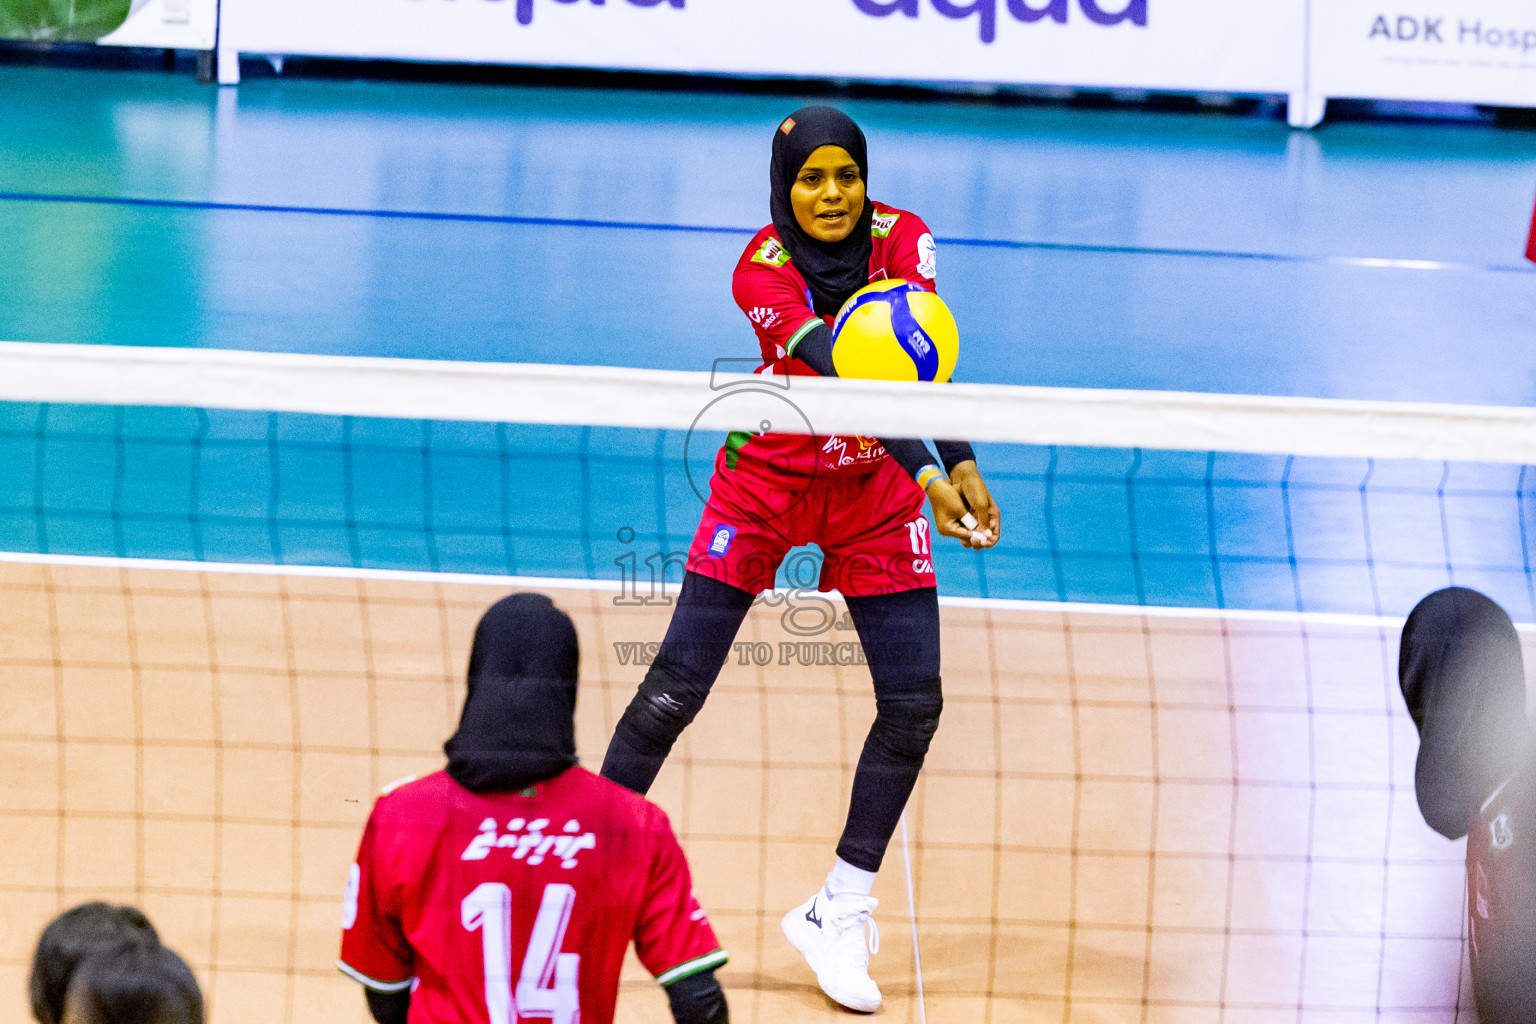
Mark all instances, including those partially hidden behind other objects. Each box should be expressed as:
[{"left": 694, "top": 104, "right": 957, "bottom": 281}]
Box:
[{"left": 926, "top": 459, "right": 1000, "bottom": 549}]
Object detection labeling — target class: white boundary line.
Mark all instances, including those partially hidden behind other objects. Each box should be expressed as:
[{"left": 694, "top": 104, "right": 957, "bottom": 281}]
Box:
[
  {"left": 5, "top": 550, "right": 1534, "bottom": 632},
  {"left": 899, "top": 812, "right": 927, "bottom": 1024},
  {"left": 0, "top": 550, "right": 631, "bottom": 593},
  {"left": 3, "top": 341, "right": 1536, "bottom": 464}
]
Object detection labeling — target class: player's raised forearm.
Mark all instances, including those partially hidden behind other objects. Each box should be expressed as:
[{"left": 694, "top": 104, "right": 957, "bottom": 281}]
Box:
[
  {"left": 788, "top": 321, "right": 960, "bottom": 488},
  {"left": 786, "top": 320, "right": 837, "bottom": 377},
  {"left": 934, "top": 438, "right": 975, "bottom": 472}
]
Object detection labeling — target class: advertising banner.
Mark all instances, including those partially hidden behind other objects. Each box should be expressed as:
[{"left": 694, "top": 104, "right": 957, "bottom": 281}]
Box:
[
  {"left": 1310, "top": 1, "right": 1536, "bottom": 108},
  {"left": 218, "top": 0, "right": 1306, "bottom": 99},
  {"left": 0, "top": 0, "right": 215, "bottom": 49}
]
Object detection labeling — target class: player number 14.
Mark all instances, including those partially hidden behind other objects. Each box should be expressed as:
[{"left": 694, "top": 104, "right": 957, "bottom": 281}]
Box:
[{"left": 462, "top": 882, "right": 581, "bottom": 1024}]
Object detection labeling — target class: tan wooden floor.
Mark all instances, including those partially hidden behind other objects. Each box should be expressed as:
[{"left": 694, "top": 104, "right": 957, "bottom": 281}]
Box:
[{"left": 3, "top": 561, "right": 1517, "bottom": 1023}]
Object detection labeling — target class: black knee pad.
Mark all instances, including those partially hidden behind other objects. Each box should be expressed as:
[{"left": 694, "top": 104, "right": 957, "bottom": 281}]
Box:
[
  {"left": 616, "top": 668, "right": 710, "bottom": 756},
  {"left": 868, "top": 683, "right": 943, "bottom": 763}
]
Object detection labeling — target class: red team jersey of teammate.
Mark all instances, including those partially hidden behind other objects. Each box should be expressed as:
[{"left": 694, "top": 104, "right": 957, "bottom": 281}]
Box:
[
  {"left": 340, "top": 767, "right": 725, "bottom": 1024},
  {"left": 728, "top": 199, "right": 938, "bottom": 478}
]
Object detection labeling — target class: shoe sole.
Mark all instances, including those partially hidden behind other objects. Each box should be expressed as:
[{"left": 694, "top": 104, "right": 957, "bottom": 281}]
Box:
[{"left": 780, "top": 907, "right": 881, "bottom": 1014}]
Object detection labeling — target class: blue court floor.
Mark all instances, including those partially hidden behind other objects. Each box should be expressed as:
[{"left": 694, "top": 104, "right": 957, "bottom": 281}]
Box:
[
  {"left": 2, "top": 65, "right": 1534, "bottom": 616},
  {"left": 3, "top": 67, "right": 1535, "bottom": 402}
]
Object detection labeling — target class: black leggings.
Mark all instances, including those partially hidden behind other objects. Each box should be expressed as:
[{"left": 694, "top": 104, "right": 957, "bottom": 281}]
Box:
[{"left": 601, "top": 571, "right": 942, "bottom": 872}]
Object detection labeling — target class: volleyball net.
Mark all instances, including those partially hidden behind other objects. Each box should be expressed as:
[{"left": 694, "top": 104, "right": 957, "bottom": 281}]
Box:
[{"left": 2, "top": 341, "right": 1534, "bottom": 1024}]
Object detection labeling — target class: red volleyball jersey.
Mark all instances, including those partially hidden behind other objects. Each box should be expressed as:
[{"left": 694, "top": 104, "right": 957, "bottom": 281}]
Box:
[
  {"left": 339, "top": 767, "right": 725, "bottom": 1024},
  {"left": 728, "top": 200, "right": 938, "bottom": 478},
  {"left": 1526, "top": 191, "right": 1535, "bottom": 263}
]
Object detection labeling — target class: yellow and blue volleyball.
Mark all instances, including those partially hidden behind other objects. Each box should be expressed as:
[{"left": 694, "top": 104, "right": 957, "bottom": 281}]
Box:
[{"left": 830, "top": 279, "right": 959, "bottom": 383}]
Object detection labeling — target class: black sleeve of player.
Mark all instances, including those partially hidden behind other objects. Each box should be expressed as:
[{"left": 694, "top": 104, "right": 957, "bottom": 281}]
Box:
[
  {"left": 882, "top": 436, "right": 941, "bottom": 482},
  {"left": 934, "top": 439, "right": 976, "bottom": 472},
  {"left": 366, "top": 989, "right": 410, "bottom": 1024},
  {"left": 789, "top": 322, "right": 837, "bottom": 377},
  {"left": 666, "top": 968, "right": 729, "bottom": 1024}
]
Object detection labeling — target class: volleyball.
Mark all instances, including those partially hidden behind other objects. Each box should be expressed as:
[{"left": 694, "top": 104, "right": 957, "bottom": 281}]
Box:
[{"left": 830, "top": 279, "right": 959, "bottom": 383}]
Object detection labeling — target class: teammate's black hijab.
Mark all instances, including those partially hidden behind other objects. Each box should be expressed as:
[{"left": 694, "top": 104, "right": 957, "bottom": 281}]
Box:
[
  {"left": 1399, "top": 587, "right": 1532, "bottom": 839},
  {"left": 445, "top": 593, "right": 580, "bottom": 793},
  {"left": 770, "top": 105, "right": 874, "bottom": 317}
]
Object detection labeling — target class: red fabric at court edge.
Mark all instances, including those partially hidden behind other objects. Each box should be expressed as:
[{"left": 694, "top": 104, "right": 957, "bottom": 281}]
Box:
[{"left": 1526, "top": 190, "right": 1536, "bottom": 263}]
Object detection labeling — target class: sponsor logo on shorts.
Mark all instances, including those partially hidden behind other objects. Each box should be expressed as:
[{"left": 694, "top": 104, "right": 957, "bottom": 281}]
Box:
[
  {"left": 916, "top": 232, "right": 936, "bottom": 279},
  {"left": 748, "top": 306, "right": 782, "bottom": 330},
  {"left": 871, "top": 211, "right": 900, "bottom": 238},
  {"left": 752, "top": 237, "right": 792, "bottom": 267},
  {"left": 707, "top": 524, "right": 737, "bottom": 557}
]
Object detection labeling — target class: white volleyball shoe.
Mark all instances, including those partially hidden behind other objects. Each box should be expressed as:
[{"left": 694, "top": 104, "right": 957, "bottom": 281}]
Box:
[{"left": 781, "top": 887, "right": 882, "bottom": 1013}]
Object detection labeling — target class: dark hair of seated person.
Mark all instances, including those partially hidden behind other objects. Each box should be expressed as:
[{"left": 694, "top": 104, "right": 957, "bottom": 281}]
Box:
[
  {"left": 30, "top": 903, "right": 160, "bottom": 1024},
  {"left": 61, "top": 942, "right": 204, "bottom": 1024}
]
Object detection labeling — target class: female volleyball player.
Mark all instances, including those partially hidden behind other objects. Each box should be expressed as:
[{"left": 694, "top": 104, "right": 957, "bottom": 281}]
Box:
[
  {"left": 341, "top": 594, "right": 729, "bottom": 1024},
  {"left": 1399, "top": 588, "right": 1535, "bottom": 1022},
  {"left": 601, "top": 105, "right": 1000, "bottom": 1012}
]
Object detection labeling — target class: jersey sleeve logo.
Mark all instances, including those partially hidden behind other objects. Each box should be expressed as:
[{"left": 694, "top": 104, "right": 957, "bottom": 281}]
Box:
[
  {"left": 871, "top": 211, "right": 900, "bottom": 238},
  {"left": 748, "top": 306, "right": 782, "bottom": 330},
  {"left": 752, "top": 237, "right": 792, "bottom": 267},
  {"left": 916, "top": 232, "right": 936, "bottom": 279}
]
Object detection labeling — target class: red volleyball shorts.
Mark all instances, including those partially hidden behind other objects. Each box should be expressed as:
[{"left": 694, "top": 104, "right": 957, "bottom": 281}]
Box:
[{"left": 685, "top": 451, "right": 937, "bottom": 597}]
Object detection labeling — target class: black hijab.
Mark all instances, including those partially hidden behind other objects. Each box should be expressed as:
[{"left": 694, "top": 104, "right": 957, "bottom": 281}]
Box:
[
  {"left": 445, "top": 593, "right": 580, "bottom": 793},
  {"left": 1399, "top": 587, "right": 1532, "bottom": 839},
  {"left": 770, "top": 105, "right": 874, "bottom": 317}
]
